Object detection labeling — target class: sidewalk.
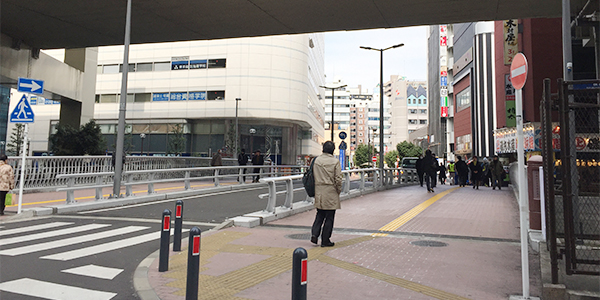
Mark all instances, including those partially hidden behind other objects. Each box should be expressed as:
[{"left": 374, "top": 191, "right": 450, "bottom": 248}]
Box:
[{"left": 144, "top": 184, "right": 542, "bottom": 300}]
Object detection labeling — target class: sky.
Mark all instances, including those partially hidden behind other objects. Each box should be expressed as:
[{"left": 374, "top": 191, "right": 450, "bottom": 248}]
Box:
[{"left": 324, "top": 26, "right": 429, "bottom": 92}]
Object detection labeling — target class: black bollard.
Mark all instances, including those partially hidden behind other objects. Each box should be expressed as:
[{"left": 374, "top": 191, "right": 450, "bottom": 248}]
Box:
[
  {"left": 159, "top": 209, "right": 171, "bottom": 272},
  {"left": 186, "top": 227, "right": 202, "bottom": 300},
  {"left": 173, "top": 200, "right": 184, "bottom": 251},
  {"left": 292, "top": 247, "right": 308, "bottom": 300}
]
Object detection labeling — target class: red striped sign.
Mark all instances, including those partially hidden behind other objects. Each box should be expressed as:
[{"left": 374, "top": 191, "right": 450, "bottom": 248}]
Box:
[
  {"left": 176, "top": 205, "right": 182, "bottom": 218},
  {"left": 510, "top": 53, "right": 528, "bottom": 90},
  {"left": 163, "top": 216, "right": 170, "bottom": 231},
  {"left": 301, "top": 258, "right": 307, "bottom": 285},
  {"left": 192, "top": 236, "right": 200, "bottom": 256}
]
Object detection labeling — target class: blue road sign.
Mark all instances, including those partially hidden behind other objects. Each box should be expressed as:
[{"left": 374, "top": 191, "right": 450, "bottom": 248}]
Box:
[
  {"left": 17, "top": 77, "right": 44, "bottom": 95},
  {"left": 339, "top": 149, "right": 345, "bottom": 170},
  {"left": 339, "top": 131, "right": 347, "bottom": 140},
  {"left": 10, "top": 95, "right": 35, "bottom": 123}
]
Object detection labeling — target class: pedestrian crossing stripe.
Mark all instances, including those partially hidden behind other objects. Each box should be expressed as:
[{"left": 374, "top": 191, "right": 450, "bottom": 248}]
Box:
[
  {"left": 0, "top": 222, "right": 73, "bottom": 237},
  {"left": 62, "top": 265, "right": 124, "bottom": 280},
  {"left": 0, "top": 278, "right": 116, "bottom": 300},
  {"left": 0, "top": 226, "right": 148, "bottom": 256},
  {"left": 0, "top": 223, "right": 110, "bottom": 246},
  {"left": 41, "top": 229, "right": 189, "bottom": 261}
]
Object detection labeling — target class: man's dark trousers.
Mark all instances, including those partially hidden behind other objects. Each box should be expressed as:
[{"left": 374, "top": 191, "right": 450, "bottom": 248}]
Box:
[{"left": 311, "top": 209, "right": 335, "bottom": 243}]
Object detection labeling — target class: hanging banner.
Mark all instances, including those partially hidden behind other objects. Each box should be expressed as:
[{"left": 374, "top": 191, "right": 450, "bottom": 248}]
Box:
[{"left": 503, "top": 19, "right": 518, "bottom": 65}]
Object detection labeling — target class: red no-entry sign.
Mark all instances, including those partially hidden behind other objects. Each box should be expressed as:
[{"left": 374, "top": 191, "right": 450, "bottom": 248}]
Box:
[
  {"left": 510, "top": 53, "right": 528, "bottom": 90},
  {"left": 372, "top": 156, "right": 377, "bottom": 163}
]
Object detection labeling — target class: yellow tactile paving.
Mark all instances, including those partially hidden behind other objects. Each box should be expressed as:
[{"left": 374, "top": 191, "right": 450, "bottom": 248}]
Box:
[
  {"left": 162, "top": 231, "right": 468, "bottom": 300},
  {"left": 373, "top": 187, "right": 461, "bottom": 236}
]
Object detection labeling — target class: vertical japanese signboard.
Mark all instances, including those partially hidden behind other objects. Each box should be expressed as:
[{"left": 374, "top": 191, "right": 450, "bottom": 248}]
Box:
[
  {"left": 439, "top": 25, "right": 449, "bottom": 118},
  {"left": 504, "top": 20, "right": 518, "bottom": 65},
  {"left": 505, "top": 74, "right": 516, "bottom": 127}
]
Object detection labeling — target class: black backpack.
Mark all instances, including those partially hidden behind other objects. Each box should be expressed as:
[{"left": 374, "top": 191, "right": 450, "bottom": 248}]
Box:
[{"left": 302, "top": 157, "right": 317, "bottom": 197}]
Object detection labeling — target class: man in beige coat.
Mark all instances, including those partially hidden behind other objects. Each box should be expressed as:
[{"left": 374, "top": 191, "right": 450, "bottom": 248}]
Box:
[
  {"left": 310, "top": 141, "right": 342, "bottom": 247},
  {"left": 0, "top": 154, "right": 15, "bottom": 216}
]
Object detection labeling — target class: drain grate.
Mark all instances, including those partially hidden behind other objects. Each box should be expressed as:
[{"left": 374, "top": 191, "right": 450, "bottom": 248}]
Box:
[
  {"left": 409, "top": 240, "right": 448, "bottom": 247},
  {"left": 285, "top": 233, "right": 312, "bottom": 240}
]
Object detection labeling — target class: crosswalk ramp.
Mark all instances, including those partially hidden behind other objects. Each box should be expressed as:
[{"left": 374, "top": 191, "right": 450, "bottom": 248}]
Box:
[{"left": 0, "top": 221, "right": 184, "bottom": 299}]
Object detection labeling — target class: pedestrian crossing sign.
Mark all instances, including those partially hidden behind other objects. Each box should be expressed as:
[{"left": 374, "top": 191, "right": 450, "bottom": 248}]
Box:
[{"left": 10, "top": 95, "right": 35, "bottom": 123}]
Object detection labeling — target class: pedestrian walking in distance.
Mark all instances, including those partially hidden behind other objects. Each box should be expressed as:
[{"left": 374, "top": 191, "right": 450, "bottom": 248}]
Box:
[
  {"left": 311, "top": 141, "right": 342, "bottom": 247},
  {"left": 0, "top": 154, "right": 15, "bottom": 216},
  {"left": 210, "top": 149, "right": 223, "bottom": 166},
  {"left": 468, "top": 156, "right": 483, "bottom": 189},
  {"left": 416, "top": 155, "right": 425, "bottom": 187},
  {"left": 237, "top": 148, "right": 249, "bottom": 182},
  {"left": 422, "top": 150, "right": 437, "bottom": 193},
  {"left": 438, "top": 162, "right": 447, "bottom": 185},
  {"left": 490, "top": 155, "right": 504, "bottom": 190},
  {"left": 455, "top": 156, "right": 469, "bottom": 187},
  {"left": 251, "top": 150, "right": 264, "bottom": 183}
]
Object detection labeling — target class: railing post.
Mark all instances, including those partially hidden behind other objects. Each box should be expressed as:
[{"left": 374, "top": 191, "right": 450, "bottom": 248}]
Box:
[
  {"left": 126, "top": 174, "right": 133, "bottom": 197},
  {"left": 185, "top": 171, "right": 191, "bottom": 190},
  {"left": 213, "top": 169, "right": 219, "bottom": 187},
  {"left": 95, "top": 176, "right": 103, "bottom": 200},
  {"left": 265, "top": 181, "right": 277, "bottom": 213},
  {"left": 283, "top": 178, "right": 294, "bottom": 209},
  {"left": 292, "top": 247, "right": 308, "bottom": 300},
  {"left": 148, "top": 173, "right": 155, "bottom": 194},
  {"left": 360, "top": 171, "right": 365, "bottom": 190},
  {"left": 66, "top": 177, "right": 75, "bottom": 204},
  {"left": 343, "top": 173, "right": 350, "bottom": 194},
  {"left": 238, "top": 167, "right": 244, "bottom": 184},
  {"left": 159, "top": 209, "right": 171, "bottom": 272},
  {"left": 186, "top": 227, "right": 201, "bottom": 300}
]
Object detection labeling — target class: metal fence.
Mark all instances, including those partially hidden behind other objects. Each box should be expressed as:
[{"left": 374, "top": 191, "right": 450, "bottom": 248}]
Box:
[
  {"left": 6, "top": 156, "right": 237, "bottom": 192},
  {"left": 541, "top": 78, "right": 600, "bottom": 278}
]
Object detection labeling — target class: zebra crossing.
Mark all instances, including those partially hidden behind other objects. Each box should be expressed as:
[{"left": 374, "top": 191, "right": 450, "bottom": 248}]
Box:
[{"left": 0, "top": 220, "right": 182, "bottom": 299}]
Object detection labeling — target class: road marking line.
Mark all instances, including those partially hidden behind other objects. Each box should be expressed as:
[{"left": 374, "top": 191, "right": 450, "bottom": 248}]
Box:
[
  {"left": 374, "top": 187, "right": 460, "bottom": 236},
  {"left": 40, "top": 229, "right": 188, "bottom": 261},
  {"left": 0, "top": 226, "right": 148, "bottom": 256},
  {"left": 62, "top": 264, "right": 124, "bottom": 280},
  {"left": 0, "top": 224, "right": 111, "bottom": 246},
  {"left": 0, "top": 222, "right": 72, "bottom": 237},
  {"left": 0, "top": 278, "right": 117, "bottom": 300},
  {"left": 55, "top": 215, "right": 219, "bottom": 227},
  {"left": 78, "top": 186, "right": 266, "bottom": 214}
]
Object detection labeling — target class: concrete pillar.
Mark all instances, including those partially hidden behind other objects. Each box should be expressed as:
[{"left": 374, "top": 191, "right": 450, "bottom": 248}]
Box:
[{"left": 62, "top": 48, "right": 98, "bottom": 127}]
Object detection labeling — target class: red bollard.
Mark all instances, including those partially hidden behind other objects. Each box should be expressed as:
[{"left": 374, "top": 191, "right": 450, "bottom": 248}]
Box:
[
  {"left": 173, "top": 200, "right": 184, "bottom": 251},
  {"left": 159, "top": 209, "right": 171, "bottom": 272}
]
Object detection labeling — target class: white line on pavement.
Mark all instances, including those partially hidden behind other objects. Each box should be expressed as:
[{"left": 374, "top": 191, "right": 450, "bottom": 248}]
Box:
[
  {"left": 0, "top": 226, "right": 148, "bottom": 256},
  {"left": 0, "top": 224, "right": 111, "bottom": 246},
  {"left": 62, "top": 264, "right": 124, "bottom": 280},
  {"left": 0, "top": 278, "right": 117, "bottom": 300},
  {"left": 0, "top": 222, "right": 73, "bottom": 237}
]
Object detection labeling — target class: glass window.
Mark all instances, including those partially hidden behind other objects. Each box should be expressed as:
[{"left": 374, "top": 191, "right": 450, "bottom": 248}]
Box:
[
  {"left": 456, "top": 87, "right": 471, "bottom": 110},
  {"left": 211, "top": 123, "right": 225, "bottom": 134},
  {"left": 423, "top": 99, "right": 427, "bottom": 104},
  {"left": 97, "top": 65, "right": 103, "bottom": 74},
  {"left": 409, "top": 109, "right": 417, "bottom": 114},
  {"left": 207, "top": 91, "right": 225, "bottom": 100},
  {"left": 103, "top": 65, "right": 119, "bottom": 74},
  {"left": 119, "top": 64, "right": 135, "bottom": 72},
  {"left": 154, "top": 62, "right": 171, "bottom": 71},
  {"left": 420, "top": 120, "right": 427, "bottom": 124},
  {"left": 420, "top": 109, "right": 427, "bottom": 114},
  {"left": 418, "top": 99, "right": 421, "bottom": 104},
  {"left": 208, "top": 59, "right": 226, "bottom": 68},
  {"left": 137, "top": 63, "right": 153, "bottom": 72},
  {"left": 100, "top": 94, "right": 117, "bottom": 103},
  {"left": 358, "top": 132, "right": 363, "bottom": 136},
  {"left": 134, "top": 93, "right": 152, "bottom": 102},
  {"left": 358, "top": 120, "right": 363, "bottom": 125},
  {"left": 409, "top": 119, "right": 417, "bottom": 124},
  {"left": 95, "top": 95, "right": 100, "bottom": 103}
]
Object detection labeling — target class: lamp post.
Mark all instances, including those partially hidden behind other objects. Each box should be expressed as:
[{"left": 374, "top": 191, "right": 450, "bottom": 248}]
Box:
[
  {"left": 360, "top": 43, "right": 404, "bottom": 179},
  {"left": 140, "top": 133, "right": 146, "bottom": 156},
  {"left": 320, "top": 84, "right": 347, "bottom": 141}
]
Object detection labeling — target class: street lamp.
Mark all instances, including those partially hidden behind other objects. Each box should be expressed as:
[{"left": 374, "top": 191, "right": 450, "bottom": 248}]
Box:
[
  {"left": 320, "top": 84, "right": 347, "bottom": 141},
  {"left": 360, "top": 43, "right": 404, "bottom": 178},
  {"left": 140, "top": 133, "right": 146, "bottom": 156},
  {"left": 235, "top": 98, "right": 241, "bottom": 157}
]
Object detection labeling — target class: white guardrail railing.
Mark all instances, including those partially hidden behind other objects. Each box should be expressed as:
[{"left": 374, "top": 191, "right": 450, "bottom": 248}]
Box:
[
  {"left": 56, "top": 165, "right": 305, "bottom": 204},
  {"left": 6, "top": 156, "right": 238, "bottom": 192},
  {"left": 258, "top": 167, "right": 419, "bottom": 213}
]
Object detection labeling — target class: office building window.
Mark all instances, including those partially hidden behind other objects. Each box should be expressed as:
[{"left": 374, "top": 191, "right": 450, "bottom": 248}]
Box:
[
  {"left": 418, "top": 99, "right": 421, "bottom": 104},
  {"left": 409, "top": 109, "right": 417, "bottom": 114},
  {"left": 420, "top": 109, "right": 427, "bottom": 114},
  {"left": 423, "top": 99, "right": 427, "bottom": 104},
  {"left": 409, "top": 119, "right": 417, "bottom": 124},
  {"left": 358, "top": 132, "right": 363, "bottom": 136},
  {"left": 420, "top": 120, "right": 427, "bottom": 124},
  {"left": 119, "top": 64, "right": 135, "bottom": 72},
  {"left": 103, "top": 64, "right": 119, "bottom": 74},
  {"left": 134, "top": 93, "right": 152, "bottom": 102},
  {"left": 456, "top": 87, "right": 471, "bottom": 110},
  {"left": 99, "top": 94, "right": 118, "bottom": 103},
  {"left": 137, "top": 63, "right": 153, "bottom": 72},
  {"left": 359, "top": 139, "right": 363, "bottom": 143},
  {"left": 208, "top": 59, "right": 226, "bottom": 68},
  {"left": 154, "top": 62, "right": 171, "bottom": 71},
  {"left": 207, "top": 91, "right": 225, "bottom": 100},
  {"left": 358, "top": 120, "right": 363, "bottom": 125}
]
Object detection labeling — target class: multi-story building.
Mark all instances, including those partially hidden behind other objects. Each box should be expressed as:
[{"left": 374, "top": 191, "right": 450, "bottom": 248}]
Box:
[
  {"left": 385, "top": 75, "right": 427, "bottom": 147},
  {"left": 13, "top": 34, "right": 326, "bottom": 164}
]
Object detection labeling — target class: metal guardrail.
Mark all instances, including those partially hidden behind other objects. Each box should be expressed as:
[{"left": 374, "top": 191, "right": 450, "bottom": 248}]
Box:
[
  {"left": 56, "top": 165, "right": 304, "bottom": 204},
  {"left": 258, "top": 167, "right": 419, "bottom": 213},
  {"left": 6, "top": 155, "right": 237, "bottom": 192}
]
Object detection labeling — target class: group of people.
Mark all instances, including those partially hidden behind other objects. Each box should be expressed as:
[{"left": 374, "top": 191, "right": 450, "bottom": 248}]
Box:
[
  {"left": 210, "top": 148, "right": 265, "bottom": 183},
  {"left": 416, "top": 153, "right": 506, "bottom": 192}
]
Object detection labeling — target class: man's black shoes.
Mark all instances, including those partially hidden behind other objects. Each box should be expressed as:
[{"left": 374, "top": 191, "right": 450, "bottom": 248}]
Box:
[
  {"left": 310, "top": 236, "right": 318, "bottom": 244},
  {"left": 321, "top": 241, "right": 335, "bottom": 247}
]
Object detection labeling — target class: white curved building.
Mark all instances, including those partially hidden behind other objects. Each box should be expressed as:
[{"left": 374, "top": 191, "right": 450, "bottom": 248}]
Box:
[{"left": 19, "top": 34, "right": 326, "bottom": 164}]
